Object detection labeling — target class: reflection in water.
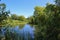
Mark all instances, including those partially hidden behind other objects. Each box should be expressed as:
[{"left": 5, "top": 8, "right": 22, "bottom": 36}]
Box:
[
  {"left": 0, "top": 24, "right": 35, "bottom": 40},
  {"left": 19, "top": 24, "right": 25, "bottom": 29}
]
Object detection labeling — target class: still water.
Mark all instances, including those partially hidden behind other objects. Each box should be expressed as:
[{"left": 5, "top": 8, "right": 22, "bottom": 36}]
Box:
[{"left": 0, "top": 24, "right": 35, "bottom": 40}]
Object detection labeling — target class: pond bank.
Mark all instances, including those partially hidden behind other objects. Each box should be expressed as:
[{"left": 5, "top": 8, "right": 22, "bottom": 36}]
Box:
[{"left": 0, "top": 20, "right": 28, "bottom": 27}]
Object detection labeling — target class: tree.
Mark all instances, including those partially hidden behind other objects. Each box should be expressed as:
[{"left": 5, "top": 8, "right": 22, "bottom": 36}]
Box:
[
  {"left": 29, "top": 2, "right": 60, "bottom": 40},
  {"left": 33, "top": 6, "right": 45, "bottom": 25},
  {"left": 28, "top": 16, "right": 35, "bottom": 24},
  {"left": 45, "top": 3, "right": 60, "bottom": 40},
  {"left": 0, "top": 3, "right": 10, "bottom": 40},
  {"left": 34, "top": 3, "right": 60, "bottom": 40},
  {"left": 0, "top": 3, "right": 10, "bottom": 25},
  {"left": 11, "top": 14, "right": 26, "bottom": 21},
  {"left": 18, "top": 16, "right": 26, "bottom": 21},
  {"left": 11, "top": 14, "right": 18, "bottom": 20}
]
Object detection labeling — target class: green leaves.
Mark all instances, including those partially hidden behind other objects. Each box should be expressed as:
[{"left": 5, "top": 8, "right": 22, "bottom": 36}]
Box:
[
  {"left": 11, "top": 14, "right": 26, "bottom": 21},
  {"left": 0, "top": 3, "right": 10, "bottom": 25},
  {"left": 29, "top": 2, "right": 60, "bottom": 40}
]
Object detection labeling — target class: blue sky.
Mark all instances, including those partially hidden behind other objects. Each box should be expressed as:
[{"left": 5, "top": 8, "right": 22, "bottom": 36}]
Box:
[{"left": 0, "top": 0, "right": 55, "bottom": 18}]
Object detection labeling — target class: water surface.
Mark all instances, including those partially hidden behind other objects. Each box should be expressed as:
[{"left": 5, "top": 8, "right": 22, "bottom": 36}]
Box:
[{"left": 0, "top": 24, "right": 35, "bottom": 40}]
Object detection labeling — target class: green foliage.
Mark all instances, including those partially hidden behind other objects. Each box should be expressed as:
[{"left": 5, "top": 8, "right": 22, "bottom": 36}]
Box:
[
  {"left": 18, "top": 16, "right": 26, "bottom": 21},
  {"left": 28, "top": 16, "right": 35, "bottom": 24},
  {"left": 34, "top": 6, "right": 46, "bottom": 25},
  {"left": 11, "top": 14, "right": 26, "bottom": 21},
  {"left": 29, "top": 3, "right": 60, "bottom": 40},
  {"left": 0, "top": 3, "right": 10, "bottom": 25},
  {"left": 11, "top": 14, "right": 18, "bottom": 20}
]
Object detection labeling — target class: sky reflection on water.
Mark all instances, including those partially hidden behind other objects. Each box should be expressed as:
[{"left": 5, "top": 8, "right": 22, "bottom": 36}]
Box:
[{"left": 0, "top": 24, "right": 35, "bottom": 40}]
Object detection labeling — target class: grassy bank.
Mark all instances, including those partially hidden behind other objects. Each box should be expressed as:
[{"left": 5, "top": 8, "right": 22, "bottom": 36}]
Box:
[
  {"left": 6, "top": 19, "right": 28, "bottom": 26},
  {"left": 0, "top": 19, "right": 28, "bottom": 27}
]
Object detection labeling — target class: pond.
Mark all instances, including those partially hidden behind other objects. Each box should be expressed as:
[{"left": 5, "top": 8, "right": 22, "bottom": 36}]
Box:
[{"left": 0, "top": 24, "right": 35, "bottom": 40}]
